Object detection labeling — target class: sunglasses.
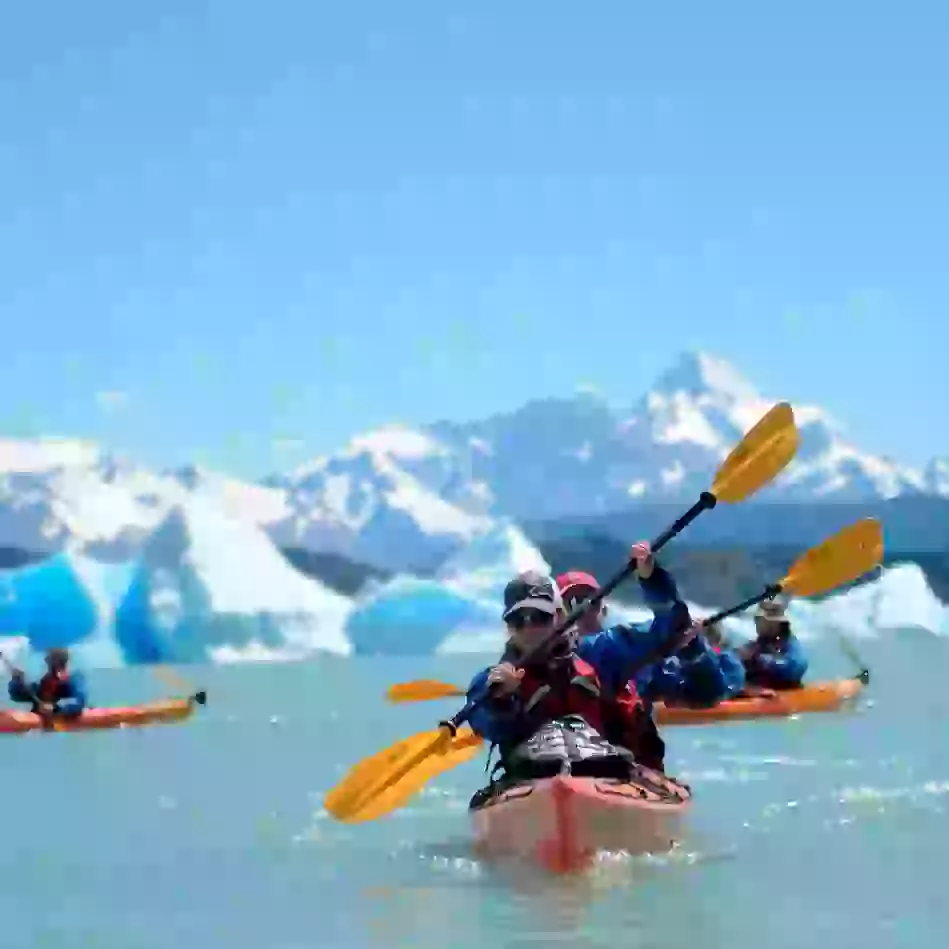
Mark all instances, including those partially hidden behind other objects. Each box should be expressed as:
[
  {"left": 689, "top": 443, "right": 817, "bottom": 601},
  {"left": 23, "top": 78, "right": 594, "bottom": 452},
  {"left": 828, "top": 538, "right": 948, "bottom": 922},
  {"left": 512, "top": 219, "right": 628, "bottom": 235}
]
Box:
[
  {"left": 506, "top": 608, "right": 556, "bottom": 630},
  {"left": 563, "top": 588, "right": 599, "bottom": 612}
]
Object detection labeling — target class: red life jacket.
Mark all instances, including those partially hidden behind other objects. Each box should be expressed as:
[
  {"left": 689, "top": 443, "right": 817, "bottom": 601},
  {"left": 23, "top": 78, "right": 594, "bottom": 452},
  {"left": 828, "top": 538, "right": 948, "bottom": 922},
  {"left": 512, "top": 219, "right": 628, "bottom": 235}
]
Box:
[
  {"left": 515, "top": 655, "right": 649, "bottom": 757},
  {"left": 37, "top": 671, "right": 68, "bottom": 703}
]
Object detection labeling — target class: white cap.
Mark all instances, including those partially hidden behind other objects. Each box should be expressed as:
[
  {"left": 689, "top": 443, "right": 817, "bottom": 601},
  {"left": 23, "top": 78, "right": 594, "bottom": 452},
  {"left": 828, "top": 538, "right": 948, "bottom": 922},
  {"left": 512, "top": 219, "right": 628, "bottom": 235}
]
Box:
[{"left": 755, "top": 595, "right": 788, "bottom": 621}]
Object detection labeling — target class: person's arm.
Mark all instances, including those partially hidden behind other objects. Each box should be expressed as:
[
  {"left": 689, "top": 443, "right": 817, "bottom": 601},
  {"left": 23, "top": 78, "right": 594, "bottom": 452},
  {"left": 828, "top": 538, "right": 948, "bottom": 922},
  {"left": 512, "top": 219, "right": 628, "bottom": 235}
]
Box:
[
  {"left": 580, "top": 621, "right": 659, "bottom": 683},
  {"left": 582, "top": 601, "right": 692, "bottom": 685},
  {"left": 465, "top": 668, "right": 524, "bottom": 746},
  {"left": 673, "top": 633, "right": 730, "bottom": 706},
  {"left": 56, "top": 671, "right": 88, "bottom": 717},
  {"left": 7, "top": 674, "right": 35, "bottom": 705},
  {"left": 637, "top": 564, "right": 681, "bottom": 614},
  {"left": 639, "top": 657, "right": 685, "bottom": 703}
]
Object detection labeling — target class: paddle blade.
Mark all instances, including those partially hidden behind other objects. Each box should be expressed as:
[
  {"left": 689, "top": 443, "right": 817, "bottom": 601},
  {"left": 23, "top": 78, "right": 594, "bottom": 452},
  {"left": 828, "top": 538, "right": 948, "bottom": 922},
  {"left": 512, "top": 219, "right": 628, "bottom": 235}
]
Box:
[
  {"left": 780, "top": 518, "right": 884, "bottom": 598},
  {"left": 711, "top": 402, "right": 799, "bottom": 503},
  {"left": 324, "top": 732, "right": 425, "bottom": 818},
  {"left": 323, "top": 727, "right": 453, "bottom": 821},
  {"left": 386, "top": 680, "right": 465, "bottom": 703},
  {"left": 339, "top": 729, "right": 484, "bottom": 824}
]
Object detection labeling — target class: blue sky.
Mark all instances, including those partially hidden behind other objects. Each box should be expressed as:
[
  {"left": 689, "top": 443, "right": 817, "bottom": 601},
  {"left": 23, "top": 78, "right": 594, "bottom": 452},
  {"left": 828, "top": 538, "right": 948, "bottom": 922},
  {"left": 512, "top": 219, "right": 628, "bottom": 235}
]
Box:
[{"left": 1, "top": 1, "right": 946, "bottom": 477}]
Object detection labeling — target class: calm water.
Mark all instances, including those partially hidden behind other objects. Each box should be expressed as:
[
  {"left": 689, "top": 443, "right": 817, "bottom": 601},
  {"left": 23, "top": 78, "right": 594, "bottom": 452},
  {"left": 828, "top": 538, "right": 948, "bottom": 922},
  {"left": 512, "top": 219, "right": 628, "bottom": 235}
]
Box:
[{"left": 1, "top": 631, "right": 946, "bottom": 949}]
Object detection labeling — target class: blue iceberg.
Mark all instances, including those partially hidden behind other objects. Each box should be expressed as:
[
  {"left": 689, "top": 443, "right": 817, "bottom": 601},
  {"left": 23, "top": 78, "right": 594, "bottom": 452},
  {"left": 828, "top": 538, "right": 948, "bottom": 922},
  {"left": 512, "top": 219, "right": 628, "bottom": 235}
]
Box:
[{"left": 345, "top": 576, "right": 498, "bottom": 656}]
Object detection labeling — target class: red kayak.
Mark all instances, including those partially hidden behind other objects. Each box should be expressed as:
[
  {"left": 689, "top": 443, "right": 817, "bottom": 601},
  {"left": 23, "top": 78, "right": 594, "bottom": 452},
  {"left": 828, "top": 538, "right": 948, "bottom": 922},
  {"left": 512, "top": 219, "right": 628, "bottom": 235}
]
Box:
[{"left": 470, "top": 767, "right": 692, "bottom": 874}]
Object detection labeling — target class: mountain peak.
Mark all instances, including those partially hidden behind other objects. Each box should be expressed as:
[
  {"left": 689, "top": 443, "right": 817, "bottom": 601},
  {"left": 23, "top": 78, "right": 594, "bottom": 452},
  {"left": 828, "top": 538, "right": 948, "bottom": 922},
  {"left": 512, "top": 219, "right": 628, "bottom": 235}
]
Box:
[
  {"left": 169, "top": 463, "right": 213, "bottom": 490},
  {"left": 348, "top": 424, "right": 448, "bottom": 461},
  {"left": 651, "top": 350, "right": 763, "bottom": 405}
]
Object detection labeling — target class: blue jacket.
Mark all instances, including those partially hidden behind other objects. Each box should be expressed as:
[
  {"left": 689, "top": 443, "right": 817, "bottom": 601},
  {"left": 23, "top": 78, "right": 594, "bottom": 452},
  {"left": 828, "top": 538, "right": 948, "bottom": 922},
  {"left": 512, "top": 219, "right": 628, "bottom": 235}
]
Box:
[
  {"left": 742, "top": 633, "right": 808, "bottom": 688},
  {"left": 601, "top": 565, "right": 744, "bottom": 708},
  {"left": 637, "top": 642, "right": 747, "bottom": 707},
  {"left": 8, "top": 670, "right": 89, "bottom": 717}
]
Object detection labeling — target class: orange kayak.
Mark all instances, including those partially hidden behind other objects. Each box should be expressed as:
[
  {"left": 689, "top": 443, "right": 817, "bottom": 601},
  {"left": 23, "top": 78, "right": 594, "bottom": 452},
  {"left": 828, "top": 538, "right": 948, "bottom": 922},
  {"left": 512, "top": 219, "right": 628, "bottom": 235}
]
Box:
[
  {"left": 654, "top": 676, "right": 865, "bottom": 726},
  {"left": 470, "top": 768, "right": 692, "bottom": 874},
  {"left": 0, "top": 693, "right": 205, "bottom": 734}
]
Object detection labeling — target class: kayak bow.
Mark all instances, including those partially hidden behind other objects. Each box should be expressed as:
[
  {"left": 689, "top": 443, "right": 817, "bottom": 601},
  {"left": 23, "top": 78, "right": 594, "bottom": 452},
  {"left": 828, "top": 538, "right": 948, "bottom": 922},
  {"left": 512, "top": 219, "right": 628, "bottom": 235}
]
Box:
[{"left": 470, "top": 768, "right": 692, "bottom": 873}]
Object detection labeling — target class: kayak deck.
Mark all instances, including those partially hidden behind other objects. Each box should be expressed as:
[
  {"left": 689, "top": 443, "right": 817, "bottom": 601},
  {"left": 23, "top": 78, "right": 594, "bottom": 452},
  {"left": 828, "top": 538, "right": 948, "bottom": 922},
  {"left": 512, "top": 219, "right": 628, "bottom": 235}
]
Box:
[
  {"left": 654, "top": 676, "right": 865, "bottom": 726},
  {"left": 470, "top": 770, "right": 692, "bottom": 874},
  {"left": 0, "top": 695, "right": 204, "bottom": 734}
]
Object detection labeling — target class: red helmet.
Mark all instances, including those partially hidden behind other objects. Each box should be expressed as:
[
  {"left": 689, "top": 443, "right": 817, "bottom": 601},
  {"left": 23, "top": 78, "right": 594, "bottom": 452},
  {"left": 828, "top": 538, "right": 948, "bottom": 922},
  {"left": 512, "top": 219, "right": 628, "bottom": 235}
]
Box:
[{"left": 556, "top": 571, "right": 599, "bottom": 600}]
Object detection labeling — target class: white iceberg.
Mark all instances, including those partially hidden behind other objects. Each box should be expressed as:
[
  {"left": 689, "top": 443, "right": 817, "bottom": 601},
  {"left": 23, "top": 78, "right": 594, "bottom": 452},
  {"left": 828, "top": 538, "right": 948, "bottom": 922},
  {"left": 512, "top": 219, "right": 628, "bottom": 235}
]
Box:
[{"left": 114, "top": 493, "right": 353, "bottom": 663}]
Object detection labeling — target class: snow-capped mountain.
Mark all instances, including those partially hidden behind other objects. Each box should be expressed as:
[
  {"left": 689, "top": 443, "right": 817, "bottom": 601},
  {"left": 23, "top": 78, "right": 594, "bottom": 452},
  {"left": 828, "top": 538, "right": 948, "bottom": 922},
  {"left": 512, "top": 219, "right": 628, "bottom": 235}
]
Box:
[
  {"left": 0, "top": 352, "right": 943, "bottom": 571},
  {"left": 263, "top": 427, "right": 492, "bottom": 572},
  {"left": 265, "top": 350, "right": 932, "bottom": 535},
  {"left": 420, "top": 351, "right": 930, "bottom": 517}
]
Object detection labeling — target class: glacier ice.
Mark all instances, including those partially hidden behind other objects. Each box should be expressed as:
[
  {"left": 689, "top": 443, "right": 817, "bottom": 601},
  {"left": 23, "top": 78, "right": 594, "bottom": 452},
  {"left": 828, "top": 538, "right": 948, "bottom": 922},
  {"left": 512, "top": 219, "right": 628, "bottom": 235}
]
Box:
[
  {"left": 345, "top": 520, "right": 550, "bottom": 655},
  {"left": 369, "top": 562, "right": 949, "bottom": 656},
  {"left": 0, "top": 509, "right": 945, "bottom": 669},
  {"left": 346, "top": 576, "right": 499, "bottom": 656},
  {"left": 435, "top": 521, "right": 550, "bottom": 596},
  {"left": 114, "top": 495, "right": 353, "bottom": 663}
]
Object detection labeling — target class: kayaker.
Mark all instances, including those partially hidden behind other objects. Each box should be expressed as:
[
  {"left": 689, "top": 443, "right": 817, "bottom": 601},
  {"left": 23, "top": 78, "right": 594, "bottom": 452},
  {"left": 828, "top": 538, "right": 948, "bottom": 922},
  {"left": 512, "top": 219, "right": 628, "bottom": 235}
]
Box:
[
  {"left": 701, "top": 621, "right": 748, "bottom": 691},
  {"left": 736, "top": 596, "right": 808, "bottom": 689},
  {"left": 555, "top": 553, "right": 746, "bottom": 708},
  {"left": 466, "top": 565, "right": 703, "bottom": 772},
  {"left": 7, "top": 647, "right": 89, "bottom": 720}
]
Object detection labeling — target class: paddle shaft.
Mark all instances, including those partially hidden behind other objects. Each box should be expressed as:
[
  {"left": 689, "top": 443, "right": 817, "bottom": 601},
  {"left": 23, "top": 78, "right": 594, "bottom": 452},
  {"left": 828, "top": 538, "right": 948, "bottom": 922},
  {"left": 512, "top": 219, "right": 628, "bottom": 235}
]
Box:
[
  {"left": 441, "top": 491, "right": 718, "bottom": 735},
  {"left": 834, "top": 631, "right": 870, "bottom": 684},
  {"left": 703, "top": 583, "right": 783, "bottom": 626}
]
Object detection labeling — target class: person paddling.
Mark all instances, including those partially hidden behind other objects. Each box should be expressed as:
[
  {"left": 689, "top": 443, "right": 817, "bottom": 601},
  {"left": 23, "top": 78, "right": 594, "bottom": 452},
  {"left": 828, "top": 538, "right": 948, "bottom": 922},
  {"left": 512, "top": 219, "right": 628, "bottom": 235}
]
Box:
[
  {"left": 8, "top": 648, "right": 89, "bottom": 721},
  {"left": 736, "top": 596, "right": 808, "bottom": 689},
  {"left": 466, "top": 566, "right": 704, "bottom": 773},
  {"left": 556, "top": 545, "right": 746, "bottom": 708}
]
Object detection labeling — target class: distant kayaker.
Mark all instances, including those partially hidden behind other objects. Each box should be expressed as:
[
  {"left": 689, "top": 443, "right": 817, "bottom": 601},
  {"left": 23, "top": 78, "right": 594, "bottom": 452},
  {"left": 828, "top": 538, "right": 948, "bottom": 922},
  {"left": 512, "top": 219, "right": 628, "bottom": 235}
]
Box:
[
  {"left": 555, "top": 548, "right": 746, "bottom": 708},
  {"left": 736, "top": 596, "right": 808, "bottom": 689},
  {"left": 466, "top": 562, "right": 704, "bottom": 773},
  {"left": 7, "top": 648, "right": 89, "bottom": 720}
]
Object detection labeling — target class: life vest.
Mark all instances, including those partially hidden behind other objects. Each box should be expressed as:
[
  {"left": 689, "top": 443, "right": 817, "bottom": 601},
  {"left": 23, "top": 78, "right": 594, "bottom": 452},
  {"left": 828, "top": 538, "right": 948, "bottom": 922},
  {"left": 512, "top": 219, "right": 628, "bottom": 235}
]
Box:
[
  {"left": 513, "top": 655, "right": 649, "bottom": 758},
  {"left": 36, "top": 671, "right": 69, "bottom": 703}
]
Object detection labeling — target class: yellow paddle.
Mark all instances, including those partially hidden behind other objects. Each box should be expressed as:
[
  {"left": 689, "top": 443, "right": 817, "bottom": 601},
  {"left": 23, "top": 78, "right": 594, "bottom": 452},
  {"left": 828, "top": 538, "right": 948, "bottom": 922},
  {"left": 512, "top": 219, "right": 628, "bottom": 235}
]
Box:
[
  {"left": 386, "top": 679, "right": 465, "bottom": 703},
  {"left": 382, "top": 517, "right": 886, "bottom": 706},
  {"left": 323, "top": 401, "right": 800, "bottom": 823},
  {"left": 334, "top": 729, "right": 483, "bottom": 824},
  {"left": 701, "top": 517, "right": 884, "bottom": 622}
]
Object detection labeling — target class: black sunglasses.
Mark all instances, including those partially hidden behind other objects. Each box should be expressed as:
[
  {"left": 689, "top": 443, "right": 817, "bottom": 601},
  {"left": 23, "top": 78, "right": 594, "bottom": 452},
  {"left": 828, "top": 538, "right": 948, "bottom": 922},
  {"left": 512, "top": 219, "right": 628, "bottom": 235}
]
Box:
[
  {"left": 506, "top": 608, "right": 556, "bottom": 630},
  {"left": 563, "top": 588, "right": 599, "bottom": 611}
]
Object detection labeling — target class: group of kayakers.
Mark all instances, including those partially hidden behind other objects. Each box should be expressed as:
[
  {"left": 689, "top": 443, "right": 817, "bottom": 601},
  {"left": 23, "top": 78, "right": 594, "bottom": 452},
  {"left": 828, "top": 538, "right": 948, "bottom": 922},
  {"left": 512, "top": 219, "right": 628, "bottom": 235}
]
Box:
[
  {"left": 5, "top": 543, "right": 806, "bottom": 753},
  {"left": 467, "top": 541, "right": 808, "bottom": 774}
]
